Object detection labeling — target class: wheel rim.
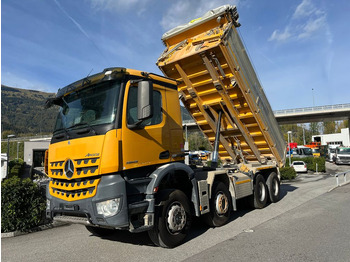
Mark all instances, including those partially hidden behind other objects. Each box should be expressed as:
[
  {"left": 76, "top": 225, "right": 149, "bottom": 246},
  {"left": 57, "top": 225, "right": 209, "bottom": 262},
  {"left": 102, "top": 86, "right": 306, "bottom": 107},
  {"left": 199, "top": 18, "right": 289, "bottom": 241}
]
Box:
[
  {"left": 215, "top": 192, "right": 229, "bottom": 215},
  {"left": 166, "top": 202, "right": 186, "bottom": 234},
  {"left": 258, "top": 182, "right": 266, "bottom": 202}
]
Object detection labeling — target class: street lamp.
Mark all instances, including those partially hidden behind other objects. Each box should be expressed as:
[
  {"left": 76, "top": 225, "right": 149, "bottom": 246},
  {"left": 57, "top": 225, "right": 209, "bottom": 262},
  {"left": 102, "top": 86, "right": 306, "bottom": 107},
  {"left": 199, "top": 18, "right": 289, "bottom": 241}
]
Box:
[
  {"left": 7, "top": 134, "right": 16, "bottom": 175},
  {"left": 287, "top": 131, "right": 292, "bottom": 166}
]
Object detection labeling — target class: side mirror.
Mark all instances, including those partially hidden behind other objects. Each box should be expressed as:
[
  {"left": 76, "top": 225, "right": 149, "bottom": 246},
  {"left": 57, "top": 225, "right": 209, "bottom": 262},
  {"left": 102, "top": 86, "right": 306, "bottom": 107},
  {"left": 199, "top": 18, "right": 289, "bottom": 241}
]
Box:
[{"left": 138, "top": 81, "right": 153, "bottom": 121}]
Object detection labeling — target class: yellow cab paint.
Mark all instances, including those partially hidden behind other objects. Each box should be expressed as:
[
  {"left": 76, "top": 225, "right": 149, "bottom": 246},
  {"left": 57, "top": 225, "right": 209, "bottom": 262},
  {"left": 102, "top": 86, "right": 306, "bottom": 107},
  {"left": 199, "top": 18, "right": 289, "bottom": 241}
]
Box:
[{"left": 121, "top": 70, "right": 184, "bottom": 170}]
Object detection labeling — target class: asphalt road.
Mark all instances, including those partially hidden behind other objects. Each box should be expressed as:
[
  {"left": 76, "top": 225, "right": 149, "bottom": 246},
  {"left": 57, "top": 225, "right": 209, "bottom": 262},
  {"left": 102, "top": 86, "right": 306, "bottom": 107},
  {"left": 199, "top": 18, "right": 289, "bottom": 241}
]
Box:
[
  {"left": 186, "top": 180, "right": 350, "bottom": 262},
  {"left": 2, "top": 163, "right": 350, "bottom": 262}
]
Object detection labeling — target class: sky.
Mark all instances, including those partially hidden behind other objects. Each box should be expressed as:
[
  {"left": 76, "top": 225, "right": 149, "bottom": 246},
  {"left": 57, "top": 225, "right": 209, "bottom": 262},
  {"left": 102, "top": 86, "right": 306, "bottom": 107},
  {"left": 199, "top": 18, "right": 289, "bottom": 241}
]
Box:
[{"left": 2, "top": 0, "right": 350, "bottom": 110}]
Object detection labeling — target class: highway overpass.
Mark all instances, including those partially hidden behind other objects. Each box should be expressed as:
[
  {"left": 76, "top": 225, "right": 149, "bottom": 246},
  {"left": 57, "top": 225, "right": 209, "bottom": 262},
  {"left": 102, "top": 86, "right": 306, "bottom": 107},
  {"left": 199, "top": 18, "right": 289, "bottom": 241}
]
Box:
[
  {"left": 274, "top": 103, "right": 350, "bottom": 125},
  {"left": 183, "top": 103, "right": 350, "bottom": 127}
]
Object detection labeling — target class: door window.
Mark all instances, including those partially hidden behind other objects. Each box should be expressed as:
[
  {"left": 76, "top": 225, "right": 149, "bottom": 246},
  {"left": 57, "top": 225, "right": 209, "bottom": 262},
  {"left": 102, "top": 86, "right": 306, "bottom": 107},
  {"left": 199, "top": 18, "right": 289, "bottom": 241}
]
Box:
[{"left": 127, "top": 85, "right": 162, "bottom": 127}]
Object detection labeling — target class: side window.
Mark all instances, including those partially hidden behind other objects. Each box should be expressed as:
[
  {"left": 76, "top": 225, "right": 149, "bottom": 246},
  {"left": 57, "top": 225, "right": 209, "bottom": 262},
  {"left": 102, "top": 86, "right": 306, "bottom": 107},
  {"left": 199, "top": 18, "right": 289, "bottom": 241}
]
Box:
[{"left": 127, "top": 85, "right": 162, "bottom": 127}]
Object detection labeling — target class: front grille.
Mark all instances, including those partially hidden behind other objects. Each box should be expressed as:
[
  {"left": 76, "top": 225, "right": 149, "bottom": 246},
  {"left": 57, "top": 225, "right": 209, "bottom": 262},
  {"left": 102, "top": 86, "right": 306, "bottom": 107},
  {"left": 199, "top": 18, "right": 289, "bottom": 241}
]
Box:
[
  {"left": 339, "top": 156, "right": 350, "bottom": 161},
  {"left": 48, "top": 157, "right": 101, "bottom": 201}
]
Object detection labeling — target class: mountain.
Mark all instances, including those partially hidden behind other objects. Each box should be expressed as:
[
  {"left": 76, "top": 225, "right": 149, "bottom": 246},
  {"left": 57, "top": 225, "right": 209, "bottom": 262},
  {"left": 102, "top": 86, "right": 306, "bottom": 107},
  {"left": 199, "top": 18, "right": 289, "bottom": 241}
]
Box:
[
  {"left": 181, "top": 106, "right": 193, "bottom": 121},
  {"left": 1, "top": 85, "right": 193, "bottom": 136},
  {"left": 1, "top": 85, "right": 58, "bottom": 136}
]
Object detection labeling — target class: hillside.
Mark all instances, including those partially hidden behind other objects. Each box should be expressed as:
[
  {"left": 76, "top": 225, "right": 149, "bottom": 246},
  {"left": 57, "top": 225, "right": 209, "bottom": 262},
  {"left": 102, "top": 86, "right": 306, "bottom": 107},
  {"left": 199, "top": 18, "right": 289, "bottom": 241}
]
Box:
[
  {"left": 1, "top": 85, "right": 193, "bottom": 136},
  {"left": 1, "top": 85, "right": 58, "bottom": 136}
]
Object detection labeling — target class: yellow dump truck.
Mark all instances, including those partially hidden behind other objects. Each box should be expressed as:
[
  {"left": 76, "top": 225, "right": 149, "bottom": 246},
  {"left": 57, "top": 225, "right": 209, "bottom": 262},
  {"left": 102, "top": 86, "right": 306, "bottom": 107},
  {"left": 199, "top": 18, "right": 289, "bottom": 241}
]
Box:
[{"left": 45, "top": 5, "right": 285, "bottom": 248}]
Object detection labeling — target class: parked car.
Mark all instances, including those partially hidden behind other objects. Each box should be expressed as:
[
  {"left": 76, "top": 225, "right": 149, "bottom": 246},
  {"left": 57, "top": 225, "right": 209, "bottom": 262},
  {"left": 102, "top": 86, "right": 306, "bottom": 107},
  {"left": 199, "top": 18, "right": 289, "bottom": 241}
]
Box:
[{"left": 291, "top": 161, "right": 307, "bottom": 173}]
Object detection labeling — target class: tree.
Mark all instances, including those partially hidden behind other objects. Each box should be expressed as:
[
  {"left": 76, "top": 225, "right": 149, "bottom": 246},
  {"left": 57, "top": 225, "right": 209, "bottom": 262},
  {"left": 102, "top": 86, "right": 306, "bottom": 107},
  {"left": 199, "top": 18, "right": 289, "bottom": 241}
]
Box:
[
  {"left": 322, "top": 121, "right": 336, "bottom": 134},
  {"left": 187, "top": 132, "right": 211, "bottom": 151},
  {"left": 336, "top": 120, "right": 349, "bottom": 132},
  {"left": 310, "top": 122, "right": 320, "bottom": 136}
]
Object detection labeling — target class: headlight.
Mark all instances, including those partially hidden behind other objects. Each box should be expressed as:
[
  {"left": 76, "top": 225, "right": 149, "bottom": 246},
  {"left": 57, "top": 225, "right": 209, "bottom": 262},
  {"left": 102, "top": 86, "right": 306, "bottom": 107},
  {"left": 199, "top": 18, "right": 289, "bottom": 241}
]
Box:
[
  {"left": 46, "top": 199, "right": 50, "bottom": 210},
  {"left": 96, "top": 198, "right": 121, "bottom": 217}
]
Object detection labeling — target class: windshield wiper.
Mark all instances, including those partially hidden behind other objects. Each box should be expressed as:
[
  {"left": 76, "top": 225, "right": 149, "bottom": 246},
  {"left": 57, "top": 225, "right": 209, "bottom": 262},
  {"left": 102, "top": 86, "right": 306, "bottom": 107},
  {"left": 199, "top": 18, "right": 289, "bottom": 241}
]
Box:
[
  {"left": 53, "top": 127, "right": 70, "bottom": 139},
  {"left": 68, "top": 122, "right": 96, "bottom": 135}
]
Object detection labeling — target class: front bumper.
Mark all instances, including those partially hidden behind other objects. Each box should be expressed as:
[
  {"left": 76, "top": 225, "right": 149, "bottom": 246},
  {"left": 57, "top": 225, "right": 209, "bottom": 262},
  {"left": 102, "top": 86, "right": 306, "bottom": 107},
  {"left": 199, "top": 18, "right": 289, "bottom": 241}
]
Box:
[{"left": 47, "top": 174, "right": 130, "bottom": 229}]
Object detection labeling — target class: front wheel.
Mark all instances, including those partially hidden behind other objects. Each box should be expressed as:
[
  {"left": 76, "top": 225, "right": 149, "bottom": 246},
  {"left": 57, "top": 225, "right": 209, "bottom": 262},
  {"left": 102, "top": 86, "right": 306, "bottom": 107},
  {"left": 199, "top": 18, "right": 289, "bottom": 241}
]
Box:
[
  {"left": 203, "top": 181, "right": 232, "bottom": 227},
  {"left": 148, "top": 189, "right": 192, "bottom": 248}
]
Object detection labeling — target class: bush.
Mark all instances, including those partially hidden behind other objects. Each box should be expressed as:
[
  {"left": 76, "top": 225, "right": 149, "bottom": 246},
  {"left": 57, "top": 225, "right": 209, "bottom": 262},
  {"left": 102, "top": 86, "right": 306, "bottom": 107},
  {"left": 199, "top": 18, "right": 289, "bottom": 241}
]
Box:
[
  {"left": 1, "top": 177, "right": 46, "bottom": 233},
  {"left": 280, "top": 167, "right": 297, "bottom": 180},
  {"left": 309, "top": 157, "right": 326, "bottom": 172},
  {"left": 8, "top": 159, "right": 25, "bottom": 178}
]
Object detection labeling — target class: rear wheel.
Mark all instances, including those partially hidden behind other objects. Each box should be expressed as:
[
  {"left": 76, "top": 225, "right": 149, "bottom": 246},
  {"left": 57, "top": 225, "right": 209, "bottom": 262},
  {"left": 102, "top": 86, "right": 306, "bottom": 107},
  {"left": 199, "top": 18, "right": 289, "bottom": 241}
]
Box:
[
  {"left": 267, "top": 172, "right": 280, "bottom": 203},
  {"left": 203, "top": 181, "right": 232, "bottom": 227},
  {"left": 148, "top": 189, "right": 192, "bottom": 248},
  {"left": 249, "top": 174, "right": 268, "bottom": 209},
  {"left": 85, "top": 226, "right": 115, "bottom": 237}
]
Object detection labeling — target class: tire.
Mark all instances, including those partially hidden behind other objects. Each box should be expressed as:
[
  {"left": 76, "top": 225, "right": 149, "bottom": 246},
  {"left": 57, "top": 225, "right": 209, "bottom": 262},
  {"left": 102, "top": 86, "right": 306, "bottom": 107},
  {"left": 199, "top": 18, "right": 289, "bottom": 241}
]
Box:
[
  {"left": 266, "top": 172, "right": 280, "bottom": 203},
  {"left": 85, "top": 225, "right": 115, "bottom": 237},
  {"left": 148, "top": 189, "right": 192, "bottom": 248},
  {"left": 248, "top": 174, "right": 268, "bottom": 209},
  {"left": 203, "top": 181, "right": 232, "bottom": 227}
]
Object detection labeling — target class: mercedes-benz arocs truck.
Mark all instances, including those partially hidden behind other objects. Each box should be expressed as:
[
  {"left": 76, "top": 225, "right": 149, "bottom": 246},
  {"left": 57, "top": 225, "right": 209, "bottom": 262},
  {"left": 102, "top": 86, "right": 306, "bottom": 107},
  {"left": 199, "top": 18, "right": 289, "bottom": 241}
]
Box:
[{"left": 45, "top": 5, "right": 286, "bottom": 248}]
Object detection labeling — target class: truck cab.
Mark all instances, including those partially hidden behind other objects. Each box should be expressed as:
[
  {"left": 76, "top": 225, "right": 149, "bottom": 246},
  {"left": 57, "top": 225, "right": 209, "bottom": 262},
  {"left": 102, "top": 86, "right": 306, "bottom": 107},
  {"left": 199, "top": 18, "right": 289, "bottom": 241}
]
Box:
[
  {"left": 334, "top": 146, "right": 350, "bottom": 164},
  {"left": 46, "top": 68, "right": 188, "bottom": 235}
]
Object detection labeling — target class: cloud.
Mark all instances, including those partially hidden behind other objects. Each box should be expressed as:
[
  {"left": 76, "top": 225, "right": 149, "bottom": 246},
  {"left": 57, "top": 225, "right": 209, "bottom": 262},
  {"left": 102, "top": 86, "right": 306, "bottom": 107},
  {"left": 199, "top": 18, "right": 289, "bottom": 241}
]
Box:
[
  {"left": 268, "top": 0, "right": 330, "bottom": 43},
  {"left": 293, "top": 0, "right": 317, "bottom": 19},
  {"left": 54, "top": 0, "right": 110, "bottom": 62},
  {"left": 298, "top": 15, "right": 327, "bottom": 39},
  {"left": 160, "top": 0, "right": 239, "bottom": 31},
  {"left": 269, "top": 27, "right": 292, "bottom": 42}
]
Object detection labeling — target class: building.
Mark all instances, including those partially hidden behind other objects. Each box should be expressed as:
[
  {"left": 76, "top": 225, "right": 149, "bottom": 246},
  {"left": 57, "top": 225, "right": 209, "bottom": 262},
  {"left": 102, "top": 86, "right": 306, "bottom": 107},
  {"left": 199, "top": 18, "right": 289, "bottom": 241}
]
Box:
[
  {"left": 312, "top": 128, "right": 349, "bottom": 147},
  {"left": 24, "top": 139, "right": 50, "bottom": 178},
  {"left": 1, "top": 154, "right": 8, "bottom": 181}
]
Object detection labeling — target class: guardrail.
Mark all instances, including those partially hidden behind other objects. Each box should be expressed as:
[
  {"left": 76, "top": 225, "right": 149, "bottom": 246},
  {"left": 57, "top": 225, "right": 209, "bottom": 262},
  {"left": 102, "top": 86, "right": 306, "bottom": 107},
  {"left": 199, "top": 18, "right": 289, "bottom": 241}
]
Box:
[
  {"left": 1, "top": 135, "right": 52, "bottom": 143},
  {"left": 274, "top": 103, "right": 350, "bottom": 116},
  {"left": 182, "top": 120, "right": 196, "bottom": 124},
  {"left": 334, "top": 170, "right": 350, "bottom": 187},
  {"left": 182, "top": 103, "right": 350, "bottom": 125}
]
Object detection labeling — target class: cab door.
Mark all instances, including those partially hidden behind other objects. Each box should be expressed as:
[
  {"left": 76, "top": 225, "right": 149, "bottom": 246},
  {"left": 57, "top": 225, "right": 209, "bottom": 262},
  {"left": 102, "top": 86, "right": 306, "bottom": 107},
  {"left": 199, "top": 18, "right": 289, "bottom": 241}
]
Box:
[{"left": 121, "top": 81, "right": 170, "bottom": 171}]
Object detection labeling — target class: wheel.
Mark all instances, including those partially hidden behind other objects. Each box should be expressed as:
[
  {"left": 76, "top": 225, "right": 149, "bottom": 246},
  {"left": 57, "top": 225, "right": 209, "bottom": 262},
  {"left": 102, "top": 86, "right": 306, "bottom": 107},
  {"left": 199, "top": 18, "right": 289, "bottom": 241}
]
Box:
[
  {"left": 248, "top": 174, "right": 268, "bottom": 209},
  {"left": 85, "top": 225, "right": 116, "bottom": 237},
  {"left": 203, "top": 181, "right": 232, "bottom": 227},
  {"left": 148, "top": 189, "right": 192, "bottom": 248},
  {"left": 266, "top": 172, "right": 280, "bottom": 203}
]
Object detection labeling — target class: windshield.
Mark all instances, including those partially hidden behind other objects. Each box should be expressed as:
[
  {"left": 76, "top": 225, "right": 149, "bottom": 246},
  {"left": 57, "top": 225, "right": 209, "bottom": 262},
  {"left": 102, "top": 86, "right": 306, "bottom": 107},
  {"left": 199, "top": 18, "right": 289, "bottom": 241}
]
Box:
[
  {"left": 338, "top": 148, "right": 350, "bottom": 154},
  {"left": 312, "top": 148, "right": 320, "bottom": 153},
  {"left": 301, "top": 147, "right": 312, "bottom": 155},
  {"left": 54, "top": 80, "right": 121, "bottom": 132},
  {"left": 293, "top": 162, "right": 304, "bottom": 165}
]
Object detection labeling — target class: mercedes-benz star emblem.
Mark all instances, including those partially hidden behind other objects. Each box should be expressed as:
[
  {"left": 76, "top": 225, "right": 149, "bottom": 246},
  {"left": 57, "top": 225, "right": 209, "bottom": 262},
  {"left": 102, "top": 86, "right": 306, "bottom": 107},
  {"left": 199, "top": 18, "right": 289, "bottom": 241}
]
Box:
[{"left": 64, "top": 159, "right": 74, "bottom": 179}]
